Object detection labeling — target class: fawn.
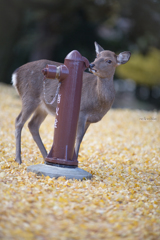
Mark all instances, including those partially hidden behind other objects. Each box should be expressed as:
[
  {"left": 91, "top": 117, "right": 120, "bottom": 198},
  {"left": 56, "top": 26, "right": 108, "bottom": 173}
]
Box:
[{"left": 12, "top": 42, "right": 131, "bottom": 164}]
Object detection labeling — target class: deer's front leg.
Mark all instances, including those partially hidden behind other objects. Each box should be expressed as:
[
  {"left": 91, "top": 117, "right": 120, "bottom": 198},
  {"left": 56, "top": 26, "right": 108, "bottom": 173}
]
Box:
[{"left": 75, "top": 116, "right": 90, "bottom": 157}]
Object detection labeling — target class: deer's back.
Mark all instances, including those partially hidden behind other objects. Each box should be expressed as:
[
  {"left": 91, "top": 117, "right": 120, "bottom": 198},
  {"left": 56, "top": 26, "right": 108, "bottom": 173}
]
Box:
[
  {"left": 13, "top": 60, "right": 60, "bottom": 99},
  {"left": 12, "top": 59, "right": 94, "bottom": 113}
]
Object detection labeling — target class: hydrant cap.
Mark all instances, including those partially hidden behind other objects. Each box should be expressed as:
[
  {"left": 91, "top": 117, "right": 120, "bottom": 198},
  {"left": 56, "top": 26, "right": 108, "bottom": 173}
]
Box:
[
  {"left": 65, "top": 50, "right": 90, "bottom": 69},
  {"left": 65, "top": 50, "right": 84, "bottom": 61}
]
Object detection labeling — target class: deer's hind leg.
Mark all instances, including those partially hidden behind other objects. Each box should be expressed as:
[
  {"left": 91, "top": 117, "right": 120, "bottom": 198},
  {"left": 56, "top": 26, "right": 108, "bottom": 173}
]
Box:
[
  {"left": 28, "top": 107, "right": 48, "bottom": 159},
  {"left": 15, "top": 103, "right": 39, "bottom": 164}
]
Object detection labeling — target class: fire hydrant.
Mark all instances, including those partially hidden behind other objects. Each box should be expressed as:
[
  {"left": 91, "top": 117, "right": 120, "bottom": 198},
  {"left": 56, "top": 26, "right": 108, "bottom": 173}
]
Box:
[{"left": 42, "top": 50, "right": 89, "bottom": 167}]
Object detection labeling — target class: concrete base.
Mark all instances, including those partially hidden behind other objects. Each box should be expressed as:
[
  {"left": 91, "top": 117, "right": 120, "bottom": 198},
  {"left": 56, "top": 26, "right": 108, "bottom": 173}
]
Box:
[{"left": 27, "top": 164, "right": 92, "bottom": 180}]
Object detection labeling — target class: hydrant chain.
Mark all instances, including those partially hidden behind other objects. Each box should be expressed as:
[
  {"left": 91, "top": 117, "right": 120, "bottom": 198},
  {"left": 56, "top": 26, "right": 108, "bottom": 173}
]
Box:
[{"left": 43, "top": 76, "right": 61, "bottom": 105}]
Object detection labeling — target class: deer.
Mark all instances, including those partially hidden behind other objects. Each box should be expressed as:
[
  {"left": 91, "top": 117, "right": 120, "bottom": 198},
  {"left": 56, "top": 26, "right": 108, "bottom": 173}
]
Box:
[{"left": 12, "top": 42, "right": 131, "bottom": 164}]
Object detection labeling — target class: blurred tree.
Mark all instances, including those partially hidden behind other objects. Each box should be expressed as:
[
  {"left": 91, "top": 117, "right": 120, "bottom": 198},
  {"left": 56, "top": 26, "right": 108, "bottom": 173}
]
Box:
[
  {"left": 129, "top": 0, "right": 160, "bottom": 51},
  {"left": 116, "top": 48, "right": 160, "bottom": 108},
  {"left": 97, "top": 0, "right": 160, "bottom": 52},
  {"left": 0, "top": 0, "right": 24, "bottom": 84},
  {"left": 0, "top": 0, "right": 115, "bottom": 84},
  {"left": 116, "top": 48, "right": 160, "bottom": 87},
  {"left": 0, "top": 0, "right": 160, "bottom": 85}
]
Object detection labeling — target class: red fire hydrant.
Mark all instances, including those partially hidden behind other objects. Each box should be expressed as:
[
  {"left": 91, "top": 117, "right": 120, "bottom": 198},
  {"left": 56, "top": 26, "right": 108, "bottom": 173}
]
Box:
[{"left": 42, "top": 50, "right": 89, "bottom": 167}]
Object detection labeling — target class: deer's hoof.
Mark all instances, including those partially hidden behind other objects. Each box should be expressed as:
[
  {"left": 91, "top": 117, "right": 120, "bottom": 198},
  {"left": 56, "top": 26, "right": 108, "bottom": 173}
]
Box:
[{"left": 15, "top": 158, "right": 22, "bottom": 165}]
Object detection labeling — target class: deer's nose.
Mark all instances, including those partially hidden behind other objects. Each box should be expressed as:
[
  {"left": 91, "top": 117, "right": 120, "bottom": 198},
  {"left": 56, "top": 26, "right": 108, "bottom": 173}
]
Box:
[{"left": 89, "top": 63, "right": 95, "bottom": 69}]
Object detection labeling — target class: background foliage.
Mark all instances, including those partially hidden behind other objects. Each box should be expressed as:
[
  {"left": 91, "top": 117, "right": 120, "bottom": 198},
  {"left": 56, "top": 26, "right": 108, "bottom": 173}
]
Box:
[
  {"left": 116, "top": 48, "right": 160, "bottom": 87},
  {"left": 0, "top": 0, "right": 160, "bottom": 107}
]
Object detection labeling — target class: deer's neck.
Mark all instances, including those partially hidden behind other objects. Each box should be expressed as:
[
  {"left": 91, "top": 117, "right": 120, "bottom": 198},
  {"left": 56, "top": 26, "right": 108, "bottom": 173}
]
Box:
[{"left": 96, "top": 76, "right": 115, "bottom": 104}]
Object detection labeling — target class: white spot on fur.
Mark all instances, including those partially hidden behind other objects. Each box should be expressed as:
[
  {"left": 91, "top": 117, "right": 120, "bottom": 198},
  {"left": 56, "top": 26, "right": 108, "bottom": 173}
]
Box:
[
  {"left": 12, "top": 72, "right": 17, "bottom": 87},
  {"left": 12, "top": 72, "right": 19, "bottom": 94},
  {"left": 90, "top": 69, "right": 96, "bottom": 73}
]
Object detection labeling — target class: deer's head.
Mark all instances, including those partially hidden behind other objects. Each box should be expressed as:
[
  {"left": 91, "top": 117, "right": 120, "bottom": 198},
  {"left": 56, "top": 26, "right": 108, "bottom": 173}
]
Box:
[{"left": 89, "top": 42, "right": 131, "bottom": 79}]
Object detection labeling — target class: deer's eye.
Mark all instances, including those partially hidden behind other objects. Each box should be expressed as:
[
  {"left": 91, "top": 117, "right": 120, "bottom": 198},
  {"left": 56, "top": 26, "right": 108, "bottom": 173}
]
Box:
[{"left": 107, "top": 60, "right": 112, "bottom": 64}]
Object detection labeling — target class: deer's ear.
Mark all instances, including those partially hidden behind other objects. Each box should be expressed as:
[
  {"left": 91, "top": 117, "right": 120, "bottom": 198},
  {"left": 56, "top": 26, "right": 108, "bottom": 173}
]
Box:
[
  {"left": 117, "top": 51, "right": 131, "bottom": 65},
  {"left": 94, "top": 42, "right": 104, "bottom": 55}
]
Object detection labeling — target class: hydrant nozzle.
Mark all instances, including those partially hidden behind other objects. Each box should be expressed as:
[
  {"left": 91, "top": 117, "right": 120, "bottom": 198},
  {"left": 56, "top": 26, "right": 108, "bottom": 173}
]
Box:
[{"left": 42, "top": 65, "right": 69, "bottom": 81}]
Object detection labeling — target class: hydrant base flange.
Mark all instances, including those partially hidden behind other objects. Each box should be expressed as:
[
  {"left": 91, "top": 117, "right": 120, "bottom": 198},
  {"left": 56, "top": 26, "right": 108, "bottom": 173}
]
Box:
[
  {"left": 45, "top": 144, "right": 78, "bottom": 167},
  {"left": 27, "top": 164, "right": 93, "bottom": 180},
  {"left": 45, "top": 157, "right": 78, "bottom": 167},
  {"left": 45, "top": 161, "right": 77, "bottom": 169}
]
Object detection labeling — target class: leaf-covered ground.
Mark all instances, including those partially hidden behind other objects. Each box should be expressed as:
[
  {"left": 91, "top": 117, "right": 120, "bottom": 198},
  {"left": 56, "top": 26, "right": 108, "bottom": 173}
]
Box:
[{"left": 0, "top": 83, "right": 160, "bottom": 240}]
